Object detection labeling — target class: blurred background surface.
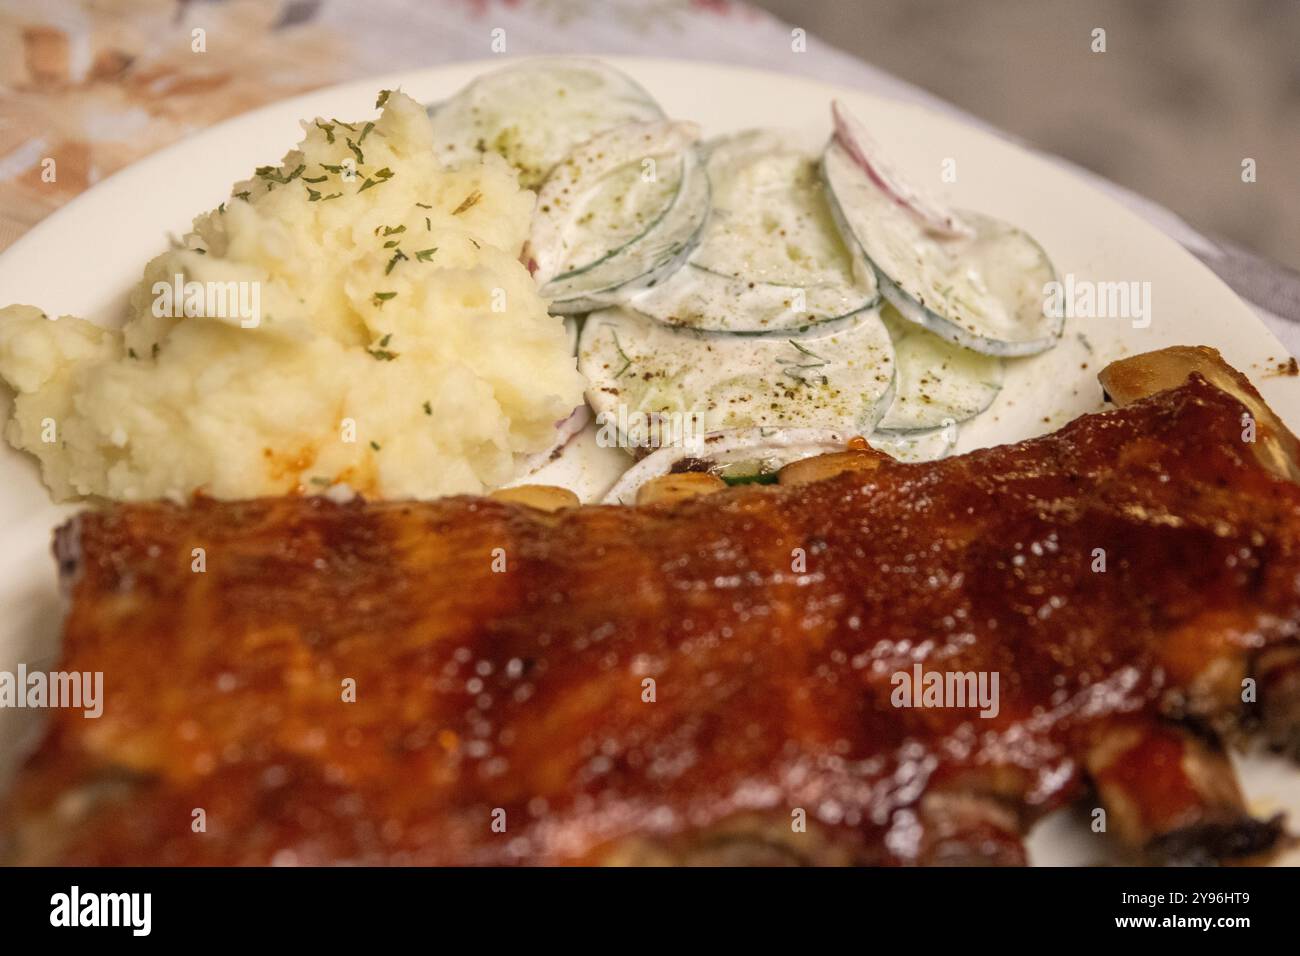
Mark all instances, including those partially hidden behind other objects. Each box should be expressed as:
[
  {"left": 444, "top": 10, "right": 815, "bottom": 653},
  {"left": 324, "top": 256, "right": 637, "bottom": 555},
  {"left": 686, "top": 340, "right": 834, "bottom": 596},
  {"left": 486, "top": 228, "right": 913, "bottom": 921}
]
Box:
[{"left": 756, "top": 0, "right": 1300, "bottom": 269}]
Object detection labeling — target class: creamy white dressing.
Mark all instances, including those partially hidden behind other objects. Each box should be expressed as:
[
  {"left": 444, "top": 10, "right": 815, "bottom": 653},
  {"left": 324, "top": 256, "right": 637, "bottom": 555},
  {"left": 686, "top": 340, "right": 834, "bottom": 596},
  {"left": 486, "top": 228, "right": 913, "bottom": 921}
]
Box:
[
  {"left": 541, "top": 159, "right": 682, "bottom": 277},
  {"left": 868, "top": 426, "right": 957, "bottom": 462},
  {"left": 630, "top": 130, "right": 877, "bottom": 332},
  {"left": 529, "top": 121, "right": 710, "bottom": 311},
  {"left": 694, "top": 133, "right": 855, "bottom": 287}
]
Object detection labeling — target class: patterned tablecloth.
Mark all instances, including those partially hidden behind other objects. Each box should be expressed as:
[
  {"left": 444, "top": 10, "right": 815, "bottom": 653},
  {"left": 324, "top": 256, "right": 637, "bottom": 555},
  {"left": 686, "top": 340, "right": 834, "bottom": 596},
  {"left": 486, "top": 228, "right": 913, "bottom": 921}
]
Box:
[{"left": 2, "top": 0, "right": 1297, "bottom": 351}]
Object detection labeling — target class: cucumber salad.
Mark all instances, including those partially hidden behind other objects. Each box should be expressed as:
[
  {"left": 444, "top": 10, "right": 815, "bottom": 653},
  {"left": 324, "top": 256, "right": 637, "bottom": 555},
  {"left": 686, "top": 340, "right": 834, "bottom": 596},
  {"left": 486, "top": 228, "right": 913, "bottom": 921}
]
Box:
[{"left": 428, "top": 59, "right": 1060, "bottom": 501}]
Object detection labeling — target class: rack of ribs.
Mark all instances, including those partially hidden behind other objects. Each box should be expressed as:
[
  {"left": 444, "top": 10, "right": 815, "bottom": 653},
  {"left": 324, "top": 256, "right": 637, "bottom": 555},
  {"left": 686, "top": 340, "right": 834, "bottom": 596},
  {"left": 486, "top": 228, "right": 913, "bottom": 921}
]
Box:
[{"left": 4, "top": 346, "right": 1299, "bottom": 866}]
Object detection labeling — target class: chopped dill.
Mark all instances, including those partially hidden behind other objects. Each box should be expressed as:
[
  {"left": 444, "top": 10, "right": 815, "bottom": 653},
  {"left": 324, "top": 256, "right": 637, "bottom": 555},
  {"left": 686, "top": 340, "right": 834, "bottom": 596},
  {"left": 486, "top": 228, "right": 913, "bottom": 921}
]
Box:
[
  {"left": 452, "top": 189, "right": 482, "bottom": 215},
  {"left": 359, "top": 168, "right": 394, "bottom": 192},
  {"left": 255, "top": 163, "right": 305, "bottom": 185},
  {"left": 610, "top": 329, "right": 632, "bottom": 378}
]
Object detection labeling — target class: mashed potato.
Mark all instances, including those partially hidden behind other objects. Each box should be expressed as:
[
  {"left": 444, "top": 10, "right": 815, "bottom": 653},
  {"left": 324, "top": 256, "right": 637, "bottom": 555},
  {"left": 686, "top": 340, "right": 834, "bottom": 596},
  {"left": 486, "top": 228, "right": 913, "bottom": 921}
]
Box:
[{"left": 0, "top": 91, "right": 584, "bottom": 501}]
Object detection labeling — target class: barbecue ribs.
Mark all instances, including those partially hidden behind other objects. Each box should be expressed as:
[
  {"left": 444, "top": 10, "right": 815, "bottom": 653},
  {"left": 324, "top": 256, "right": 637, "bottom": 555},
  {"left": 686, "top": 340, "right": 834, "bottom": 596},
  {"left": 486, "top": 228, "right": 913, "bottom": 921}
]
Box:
[{"left": 5, "top": 347, "right": 1300, "bottom": 865}]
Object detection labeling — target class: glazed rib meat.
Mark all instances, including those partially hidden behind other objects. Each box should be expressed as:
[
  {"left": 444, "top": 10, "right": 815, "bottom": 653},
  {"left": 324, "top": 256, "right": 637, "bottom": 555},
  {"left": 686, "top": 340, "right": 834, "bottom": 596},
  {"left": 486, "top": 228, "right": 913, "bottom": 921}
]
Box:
[{"left": 6, "top": 348, "right": 1300, "bottom": 865}]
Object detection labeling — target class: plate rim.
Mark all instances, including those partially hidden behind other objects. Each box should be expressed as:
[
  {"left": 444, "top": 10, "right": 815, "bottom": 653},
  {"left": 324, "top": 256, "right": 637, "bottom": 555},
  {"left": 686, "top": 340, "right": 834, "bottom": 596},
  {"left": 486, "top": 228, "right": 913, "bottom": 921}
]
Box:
[{"left": 0, "top": 54, "right": 1282, "bottom": 366}]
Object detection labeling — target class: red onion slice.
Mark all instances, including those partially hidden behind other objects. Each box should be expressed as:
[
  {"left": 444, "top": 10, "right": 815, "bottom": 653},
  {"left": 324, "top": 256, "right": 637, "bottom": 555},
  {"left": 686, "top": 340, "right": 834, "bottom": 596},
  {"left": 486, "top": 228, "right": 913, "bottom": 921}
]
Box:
[{"left": 830, "top": 100, "right": 973, "bottom": 240}]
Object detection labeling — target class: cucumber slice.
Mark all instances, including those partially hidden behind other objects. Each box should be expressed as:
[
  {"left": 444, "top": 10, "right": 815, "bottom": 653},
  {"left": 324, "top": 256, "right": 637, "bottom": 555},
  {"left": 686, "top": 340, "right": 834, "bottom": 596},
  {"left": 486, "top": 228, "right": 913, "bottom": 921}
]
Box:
[
  {"left": 529, "top": 122, "right": 710, "bottom": 313},
  {"left": 869, "top": 425, "right": 957, "bottom": 463},
  {"left": 578, "top": 306, "right": 895, "bottom": 447},
  {"left": 822, "top": 140, "right": 1060, "bottom": 356},
  {"left": 429, "top": 59, "right": 665, "bottom": 188},
  {"left": 830, "top": 100, "right": 972, "bottom": 239},
  {"left": 877, "top": 305, "right": 1004, "bottom": 430},
  {"left": 629, "top": 130, "right": 878, "bottom": 332}
]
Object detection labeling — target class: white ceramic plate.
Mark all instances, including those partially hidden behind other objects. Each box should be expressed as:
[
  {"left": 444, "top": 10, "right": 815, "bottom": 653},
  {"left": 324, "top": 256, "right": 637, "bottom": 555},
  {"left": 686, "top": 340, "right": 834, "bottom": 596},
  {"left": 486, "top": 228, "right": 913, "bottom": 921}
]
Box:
[{"left": 1, "top": 57, "right": 1297, "bottom": 865}]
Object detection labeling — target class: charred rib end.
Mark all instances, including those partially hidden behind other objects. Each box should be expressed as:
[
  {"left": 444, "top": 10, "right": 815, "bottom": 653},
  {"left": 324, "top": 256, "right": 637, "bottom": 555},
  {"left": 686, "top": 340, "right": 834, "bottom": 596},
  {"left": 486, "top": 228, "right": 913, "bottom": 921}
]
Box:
[{"left": 1145, "top": 813, "right": 1288, "bottom": 866}]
